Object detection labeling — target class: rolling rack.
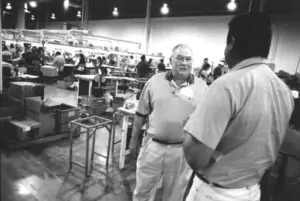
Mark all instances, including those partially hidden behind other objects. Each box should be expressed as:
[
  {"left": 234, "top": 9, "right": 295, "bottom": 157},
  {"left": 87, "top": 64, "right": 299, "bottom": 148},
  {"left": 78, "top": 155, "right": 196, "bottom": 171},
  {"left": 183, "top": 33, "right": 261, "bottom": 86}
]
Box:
[{"left": 69, "top": 116, "right": 112, "bottom": 177}]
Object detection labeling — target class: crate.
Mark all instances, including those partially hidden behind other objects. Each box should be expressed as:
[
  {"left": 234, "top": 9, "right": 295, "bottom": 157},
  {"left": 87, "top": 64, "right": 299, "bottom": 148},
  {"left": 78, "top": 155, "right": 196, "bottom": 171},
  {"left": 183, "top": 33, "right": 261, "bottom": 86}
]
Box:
[
  {"left": 56, "top": 122, "right": 70, "bottom": 134},
  {"left": 55, "top": 104, "right": 80, "bottom": 124},
  {"left": 86, "top": 103, "right": 107, "bottom": 116}
]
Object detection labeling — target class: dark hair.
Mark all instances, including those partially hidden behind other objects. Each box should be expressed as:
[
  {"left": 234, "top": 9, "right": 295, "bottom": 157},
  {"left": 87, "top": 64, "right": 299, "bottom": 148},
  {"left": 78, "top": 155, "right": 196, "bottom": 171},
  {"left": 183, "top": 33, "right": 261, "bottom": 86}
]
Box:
[
  {"left": 141, "top": 55, "right": 146, "bottom": 61},
  {"left": 160, "top": 59, "right": 164, "bottom": 63},
  {"left": 213, "top": 67, "right": 223, "bottom": 80},
  {"left": 79, "top": 53, "right": 86, "bottom": 64},
  {"left": 227, "top": 12, "right": 272, "bottom": 59},
  {"left": 3, "top": 46, "right": 9, "bottom": 51},
  {"left": 56, "top": 51, "right": 61, "bottom": 56},
  {"left": 130, "top": 55, "right": 134, "bottom": 59},
  {"left": 10, "top": 43, "right": 14, "bottom": 49}
]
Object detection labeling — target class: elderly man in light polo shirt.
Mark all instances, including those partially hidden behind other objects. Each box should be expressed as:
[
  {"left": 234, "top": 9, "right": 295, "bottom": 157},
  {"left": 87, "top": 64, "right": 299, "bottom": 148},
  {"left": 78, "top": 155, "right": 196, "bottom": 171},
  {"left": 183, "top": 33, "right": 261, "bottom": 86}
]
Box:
[
  {"left": 129, "top": 44, "right": 207, "bottom": 201},
  {"left": 183, "top": 13, "right": 295, "bottom": 201}
]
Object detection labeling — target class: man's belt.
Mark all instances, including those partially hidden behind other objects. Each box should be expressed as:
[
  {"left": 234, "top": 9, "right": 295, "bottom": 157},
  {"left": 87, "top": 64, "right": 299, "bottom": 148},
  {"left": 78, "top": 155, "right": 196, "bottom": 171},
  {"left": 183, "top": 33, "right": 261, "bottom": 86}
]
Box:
[
  {"left": 151, "top": 138, "right": 183, "bottom": 145},
  {"left": 195, "top": 171, "right": 227, "bottom": 189}
]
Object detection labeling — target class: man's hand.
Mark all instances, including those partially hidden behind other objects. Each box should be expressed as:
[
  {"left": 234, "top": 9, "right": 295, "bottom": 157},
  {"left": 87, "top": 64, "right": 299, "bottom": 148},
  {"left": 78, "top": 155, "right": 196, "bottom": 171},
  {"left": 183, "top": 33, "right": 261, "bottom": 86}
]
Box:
[{"left": 129, "top": 136, "right": 140, "bottom": 160}]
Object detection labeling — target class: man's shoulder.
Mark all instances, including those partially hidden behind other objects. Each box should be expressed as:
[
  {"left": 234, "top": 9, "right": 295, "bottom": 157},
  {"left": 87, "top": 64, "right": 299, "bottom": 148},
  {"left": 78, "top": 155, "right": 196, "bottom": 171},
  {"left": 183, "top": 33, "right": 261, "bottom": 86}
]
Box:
[{"left": 193, "top": 76, "right": 208, "bottom": 87}]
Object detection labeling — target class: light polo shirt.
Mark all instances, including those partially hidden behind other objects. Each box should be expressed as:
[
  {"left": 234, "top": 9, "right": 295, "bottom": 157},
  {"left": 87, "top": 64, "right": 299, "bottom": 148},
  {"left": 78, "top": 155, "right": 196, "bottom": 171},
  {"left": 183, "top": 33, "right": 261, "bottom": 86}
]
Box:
[
  {"left": 136, "top": 72, "right": 207, "bottom": 142},
  {"left": 184, "top": 57, "right": 295, "bottom": 188},
  {"left": 53, "top": 55, "right": 65, "bottom": 72}
]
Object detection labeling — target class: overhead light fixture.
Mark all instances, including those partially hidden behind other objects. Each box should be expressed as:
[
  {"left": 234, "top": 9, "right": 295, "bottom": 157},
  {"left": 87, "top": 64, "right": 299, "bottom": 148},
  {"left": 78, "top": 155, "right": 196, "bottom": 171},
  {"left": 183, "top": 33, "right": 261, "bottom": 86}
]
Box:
[
  {"left": 64, "top": 0, "right": 69, "bottom": 10},
  {"left": 31, "top": 15, "right": 35, "bottom": 20},
  {"left": 227, "top": 0, "right": 237, "bottom": 11},
  {"left": 29, "top": 1, "right": 37, "bottom": 8},
  {"left": 77, "top": 11, "right": 81, "bottom": 18},
  {"left": 112, "top": 7, "right": 119, "bottom": 17},
  {"left": 51, "top": 13, "right": 56, "bottom": 20},
  {"left": 6, "top": 3, "right": 12, "bottom": 10},
  {"left": 160, "top": 3, "right": 169, "bottom": 15},
  {"left": 24, "top": 3, "right": 30, "bottom": 13}
]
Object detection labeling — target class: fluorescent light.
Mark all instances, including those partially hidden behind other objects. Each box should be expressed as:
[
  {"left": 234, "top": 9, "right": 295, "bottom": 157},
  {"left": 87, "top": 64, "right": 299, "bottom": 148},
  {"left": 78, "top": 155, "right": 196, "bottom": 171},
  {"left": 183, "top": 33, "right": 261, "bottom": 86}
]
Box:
[
  {"left": 6, "top": 3, "right": 12, "bottom": 10},
  {"left": 112, "top": 7, "right": 119, "bottom": 17},
  {"left": 64, "top": 0, "right": 69, "bottom": 10},
  {"left": 160, "top": 3, "right": 169, "bottom": 15},
  {"left": 29, "top": 1, "right": 37, "bottom": 8},
  {"left": 227, "top": 0, "right": 237, "bottom": 11}
]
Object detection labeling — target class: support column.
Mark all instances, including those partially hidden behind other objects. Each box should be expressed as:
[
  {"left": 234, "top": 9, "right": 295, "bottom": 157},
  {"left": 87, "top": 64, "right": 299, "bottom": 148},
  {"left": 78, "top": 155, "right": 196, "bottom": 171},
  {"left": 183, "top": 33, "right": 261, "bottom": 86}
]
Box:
[
  {"left": 249, "top": 0, "right": 265, "bottom": 12},
  {"left": 83, "top": 0, "right": 89, "bottom": 30},
  {"left": 16, "top": 0, "right": 25, "bottom": 29},
  {"left": 81, "top": 0, "right": 85, "bottom": 29},
  {"left": 143, "top": 0, "right": 152, "bottom": 54},
  {"left": 259, "top": 0, "right": 266, "bottom": 12},
  {"left": 0, "top": 0, "right": 2, "bottom": 92}
]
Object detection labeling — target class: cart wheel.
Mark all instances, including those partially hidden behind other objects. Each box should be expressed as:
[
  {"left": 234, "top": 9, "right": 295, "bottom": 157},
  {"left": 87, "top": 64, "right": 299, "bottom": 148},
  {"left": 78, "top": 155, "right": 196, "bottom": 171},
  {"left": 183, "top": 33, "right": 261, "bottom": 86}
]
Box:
[{"left": 73, "top": 127, "right": 80, "bottom": 138}]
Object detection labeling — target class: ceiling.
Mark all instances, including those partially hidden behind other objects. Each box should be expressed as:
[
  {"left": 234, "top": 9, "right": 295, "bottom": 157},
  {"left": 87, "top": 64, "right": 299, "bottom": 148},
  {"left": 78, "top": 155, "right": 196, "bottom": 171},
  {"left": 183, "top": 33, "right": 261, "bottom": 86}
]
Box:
[{"left": 1, "top": 0, "right": 300, "bottom": 28}]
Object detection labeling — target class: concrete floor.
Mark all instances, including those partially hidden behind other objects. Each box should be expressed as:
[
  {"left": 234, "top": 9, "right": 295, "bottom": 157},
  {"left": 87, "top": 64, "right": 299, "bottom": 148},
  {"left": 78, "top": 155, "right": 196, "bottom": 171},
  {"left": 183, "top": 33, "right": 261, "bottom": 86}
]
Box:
[
  {"left": 1, "top": 83, "right": 300, "bottom": 201},
  {"left": 1, "top": 83, "right": 160, "bottom": 201}
]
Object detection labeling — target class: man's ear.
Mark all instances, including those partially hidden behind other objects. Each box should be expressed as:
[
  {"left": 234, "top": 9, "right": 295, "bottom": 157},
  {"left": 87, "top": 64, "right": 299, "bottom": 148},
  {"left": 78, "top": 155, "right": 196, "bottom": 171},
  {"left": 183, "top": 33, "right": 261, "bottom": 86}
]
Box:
[{"left": 227, "top": 36, "right": 235, "bottom": 52}]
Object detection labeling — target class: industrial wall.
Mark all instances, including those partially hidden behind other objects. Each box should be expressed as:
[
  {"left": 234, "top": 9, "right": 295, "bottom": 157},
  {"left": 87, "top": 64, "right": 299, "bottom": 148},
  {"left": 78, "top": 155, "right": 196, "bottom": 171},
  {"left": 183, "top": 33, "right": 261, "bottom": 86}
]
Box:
[{"left": 46, "top": 15, "right": 300, "bottom": 73}]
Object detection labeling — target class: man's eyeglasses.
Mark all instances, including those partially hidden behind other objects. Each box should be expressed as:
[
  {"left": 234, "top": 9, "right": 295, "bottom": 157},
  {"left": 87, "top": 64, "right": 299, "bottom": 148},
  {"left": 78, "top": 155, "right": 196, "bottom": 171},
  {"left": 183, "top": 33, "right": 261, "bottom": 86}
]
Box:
[{"left": 173, "top": 56, "right": 193, "bottom": 63}]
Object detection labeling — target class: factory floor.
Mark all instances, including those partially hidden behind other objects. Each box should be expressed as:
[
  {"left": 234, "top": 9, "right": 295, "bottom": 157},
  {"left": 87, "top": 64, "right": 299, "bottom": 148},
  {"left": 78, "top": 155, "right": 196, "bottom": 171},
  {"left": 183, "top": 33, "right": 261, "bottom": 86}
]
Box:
[{"left": 1, "top": 84, "right": 300, "bottom": 201}]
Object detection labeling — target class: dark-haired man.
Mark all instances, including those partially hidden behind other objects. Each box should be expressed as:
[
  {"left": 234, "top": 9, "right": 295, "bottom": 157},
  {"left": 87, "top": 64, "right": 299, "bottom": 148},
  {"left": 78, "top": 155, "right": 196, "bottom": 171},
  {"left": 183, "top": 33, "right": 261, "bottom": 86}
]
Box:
[
  {"left": 183, "top": 13, "right": 294, "bottom": 201},
  {"left": 130, "top": 44, "right": 207, "bottom": 201}
]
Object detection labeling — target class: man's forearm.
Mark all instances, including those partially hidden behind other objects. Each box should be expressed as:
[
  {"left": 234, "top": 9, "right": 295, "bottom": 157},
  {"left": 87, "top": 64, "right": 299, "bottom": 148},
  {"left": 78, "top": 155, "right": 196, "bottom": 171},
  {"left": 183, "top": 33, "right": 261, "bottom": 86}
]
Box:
[{"left": 131, "top": 115, "right": 147, "bottom": 140}]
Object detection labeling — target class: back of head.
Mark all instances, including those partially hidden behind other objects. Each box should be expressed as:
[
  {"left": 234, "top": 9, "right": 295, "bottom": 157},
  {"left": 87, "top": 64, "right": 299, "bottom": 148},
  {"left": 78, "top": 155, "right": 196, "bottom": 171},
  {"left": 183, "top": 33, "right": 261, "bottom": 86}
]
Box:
[
  {"left": 3, "top": 46, "right": 9, "bottom": 51},
  {"left": 141, "top": 55, "right": 146, "bottom": 61},
  {"left": 160, "top": 59, "right": 164, "bottom": 63},
  {"left": 227, "top": 12, "right": 272, "bottom": 59},
  {"left": 56, "top": 51, "right": 61, "bottom": 56}
]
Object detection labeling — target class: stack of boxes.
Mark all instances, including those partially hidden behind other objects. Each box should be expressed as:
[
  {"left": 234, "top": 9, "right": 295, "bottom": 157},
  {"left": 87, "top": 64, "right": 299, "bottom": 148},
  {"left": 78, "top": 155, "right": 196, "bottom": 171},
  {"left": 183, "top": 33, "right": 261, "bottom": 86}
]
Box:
[
  {"left": 8, "top": 82, "right": 45, "bottom": 102},
  {"left": 25, "top": 97, "right": 57, "bottom": 137}
]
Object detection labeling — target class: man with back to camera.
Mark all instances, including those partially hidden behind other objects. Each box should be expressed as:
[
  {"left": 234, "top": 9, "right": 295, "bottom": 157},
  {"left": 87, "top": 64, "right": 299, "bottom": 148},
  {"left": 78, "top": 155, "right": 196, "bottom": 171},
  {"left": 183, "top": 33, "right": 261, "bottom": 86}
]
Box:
[
  {"left": 183, "top": 12, "right": 294, "bottom": 201},
  {"left": 129, "top": 44, "right": 208, "bottom": 201}
]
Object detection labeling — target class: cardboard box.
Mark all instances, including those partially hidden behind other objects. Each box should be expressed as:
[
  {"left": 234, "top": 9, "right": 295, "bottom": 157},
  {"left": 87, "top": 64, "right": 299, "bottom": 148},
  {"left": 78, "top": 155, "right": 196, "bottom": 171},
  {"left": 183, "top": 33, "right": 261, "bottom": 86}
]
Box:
[
  {"left": 57, "top": 80, "right": 67, "bottom": 89},
  {"left": 26, "top": 97, "right": 43, "bottom": 113},
  {"left": 26, "top": 110, "right": 55, "bottom": 136},
  {"left": 9, "top": 82, "right": 45, "bottom": 101},
  {"left": 10, "top": 118, "right": 41, "bottom": 141}
]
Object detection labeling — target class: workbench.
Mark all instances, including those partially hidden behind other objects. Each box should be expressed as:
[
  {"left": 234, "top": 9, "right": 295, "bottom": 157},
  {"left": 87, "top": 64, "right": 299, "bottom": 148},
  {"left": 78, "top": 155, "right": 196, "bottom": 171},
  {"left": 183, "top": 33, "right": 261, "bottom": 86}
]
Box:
[{"left": 104, "top": 76, "right": 137, "bottom": 98}]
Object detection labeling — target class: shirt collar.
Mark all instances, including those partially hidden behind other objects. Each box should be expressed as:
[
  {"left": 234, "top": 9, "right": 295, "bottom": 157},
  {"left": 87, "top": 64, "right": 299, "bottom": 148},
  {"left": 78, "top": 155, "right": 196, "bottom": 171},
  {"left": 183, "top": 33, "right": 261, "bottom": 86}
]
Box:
[
  {"left": 165, "top": 71, "right": 195, "bottom": 85},
  {"left": 229, "top": 57, "right": 268, "bottom": 73}
]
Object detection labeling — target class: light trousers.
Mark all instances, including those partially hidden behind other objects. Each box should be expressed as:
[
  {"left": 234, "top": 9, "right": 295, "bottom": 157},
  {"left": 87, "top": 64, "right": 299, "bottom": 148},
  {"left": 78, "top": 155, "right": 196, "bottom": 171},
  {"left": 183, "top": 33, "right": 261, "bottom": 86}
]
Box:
[
  {"left": 186, "top": 176, "right": 261, "bottom": 201},
  {"left": 133, "top": 135, "right": 192, "bottom": 201}
]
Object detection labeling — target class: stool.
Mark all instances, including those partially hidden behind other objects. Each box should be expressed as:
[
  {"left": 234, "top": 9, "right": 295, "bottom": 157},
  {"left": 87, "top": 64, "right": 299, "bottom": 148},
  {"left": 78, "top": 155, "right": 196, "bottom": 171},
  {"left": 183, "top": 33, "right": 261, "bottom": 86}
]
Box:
[{"left": 69, "top": 115, "right": 112, "bottom": 177}]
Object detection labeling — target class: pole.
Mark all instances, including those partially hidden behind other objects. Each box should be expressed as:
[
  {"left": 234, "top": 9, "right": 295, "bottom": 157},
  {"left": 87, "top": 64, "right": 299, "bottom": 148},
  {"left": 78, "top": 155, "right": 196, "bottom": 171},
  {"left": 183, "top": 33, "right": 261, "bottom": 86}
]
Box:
[
  {"left": 17, "top": 0, "right": 25, "bottom": 29},
  {"left": 296, "top": 57, "right": 300, "bottom": 74},
  {"left": 0, "top": 0, "right": 3, "bottom": 92},
  {"left": 81, "top": 0, "right": 85, "bottom": 29},
  {"left": 144, "top": 0, "right": 152, "bottom": 54},
  {"left": 83, "top": 0, "right": 89, "bottom": 30},
  {"left": 259, "top": 0, "right": 266, "bottom": 12}
]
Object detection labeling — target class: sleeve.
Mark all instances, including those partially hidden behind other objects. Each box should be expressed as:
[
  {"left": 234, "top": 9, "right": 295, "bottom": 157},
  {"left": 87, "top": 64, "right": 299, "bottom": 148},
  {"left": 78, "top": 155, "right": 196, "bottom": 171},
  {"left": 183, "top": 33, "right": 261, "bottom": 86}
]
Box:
[
  {"left": 135, "top": 80, "right": 152, "bottom": 118},
  {"left": 184, "top": 82, "right": 233, "bottom": 150}
]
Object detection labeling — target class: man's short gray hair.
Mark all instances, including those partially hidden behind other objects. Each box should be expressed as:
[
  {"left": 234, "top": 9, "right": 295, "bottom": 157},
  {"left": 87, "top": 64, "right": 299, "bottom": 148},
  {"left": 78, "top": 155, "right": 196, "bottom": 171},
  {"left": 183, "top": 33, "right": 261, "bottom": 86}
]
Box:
[{"left": 172, "top": 44, "right": 193, "bottom": 55}]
